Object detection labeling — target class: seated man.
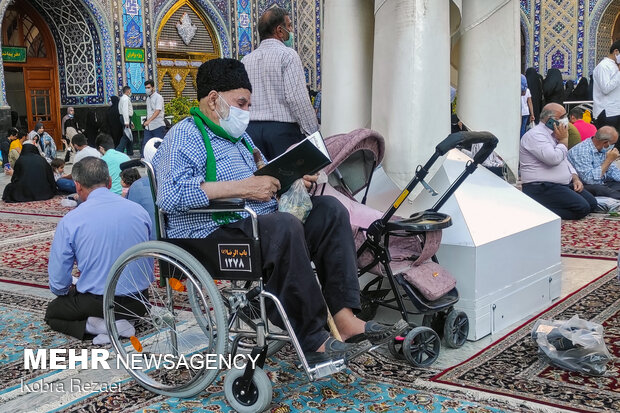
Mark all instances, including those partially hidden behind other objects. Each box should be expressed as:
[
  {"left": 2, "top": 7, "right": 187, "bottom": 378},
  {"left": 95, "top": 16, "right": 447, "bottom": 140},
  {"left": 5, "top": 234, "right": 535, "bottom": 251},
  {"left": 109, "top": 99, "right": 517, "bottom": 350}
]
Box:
[
  {"left": 72, "top": 133, "right": 101, "bottom": 163},
  {"left": 153, "top": 58, "right": 406, "bottom": 364},
  {"left": 568, "top": 126, "right": 620, "bottom": 199},
  {"left": 520, "top": 103, "right": 597, "bottom": 220},
  {"left": 96, "top": 133, "right": 130, "bottom": 195},
  {"left": 569, "top": 107, "right": 597, "bottom": 141},
  {"left": 45, "top": 157, "right": 152, "bottom": 343}
]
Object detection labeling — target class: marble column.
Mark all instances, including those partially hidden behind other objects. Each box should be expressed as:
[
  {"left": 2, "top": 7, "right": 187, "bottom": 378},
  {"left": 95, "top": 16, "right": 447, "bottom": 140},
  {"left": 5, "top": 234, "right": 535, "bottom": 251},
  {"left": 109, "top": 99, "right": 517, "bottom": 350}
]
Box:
[
  {"left": 456, "top": 0, "right": 521, "bottom": 175},
  {"left": 321, "top": 0, "right": 375, "bottom": 138},
  {"left": 371, "top": 0, "right": 451, "bottom": 189}
]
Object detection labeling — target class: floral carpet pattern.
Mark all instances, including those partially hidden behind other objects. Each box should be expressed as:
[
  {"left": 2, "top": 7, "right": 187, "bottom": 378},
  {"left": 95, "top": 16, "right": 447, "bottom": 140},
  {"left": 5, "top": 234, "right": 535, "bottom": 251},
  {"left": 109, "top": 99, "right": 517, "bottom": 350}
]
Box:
[
  {"left": 0, "top": 237, "right": 56, "bottom": 288},
  {"left": 0, "top": 196, "right": 73, "bottom": 217},
  {"left": 561, "top": 214, "right": 620, "bottom": 260},
  {"left": 431, "top": 268, "right": 620, "bottom": 413},
  {"left": 0, "top": 214, "right": 58, "bottom": 241}
]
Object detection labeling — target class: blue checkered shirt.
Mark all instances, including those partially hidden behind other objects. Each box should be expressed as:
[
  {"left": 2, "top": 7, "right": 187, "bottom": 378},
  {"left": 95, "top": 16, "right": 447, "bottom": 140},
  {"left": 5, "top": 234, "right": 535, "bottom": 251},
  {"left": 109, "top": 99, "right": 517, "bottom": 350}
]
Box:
[
  {"left": 152, "top": 117, "right": 277, "bottom": 238},
  {"left": 567, "top": 138, "right": 620, "bottom": 185}
]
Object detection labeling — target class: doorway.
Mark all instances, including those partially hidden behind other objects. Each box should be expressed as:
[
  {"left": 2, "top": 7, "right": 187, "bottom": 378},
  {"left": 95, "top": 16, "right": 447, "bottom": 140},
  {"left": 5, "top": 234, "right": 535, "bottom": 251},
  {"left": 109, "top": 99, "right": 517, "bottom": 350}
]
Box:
[{"left": 2, "top": 2, "right": 60, "bottom": 145}]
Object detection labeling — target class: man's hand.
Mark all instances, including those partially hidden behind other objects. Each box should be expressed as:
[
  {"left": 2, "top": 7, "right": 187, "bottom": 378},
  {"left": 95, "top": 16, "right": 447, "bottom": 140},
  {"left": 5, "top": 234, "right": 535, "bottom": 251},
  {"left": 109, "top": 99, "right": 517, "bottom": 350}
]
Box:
[
  {"left": 301, "top": 174, "right": 319, "bottom": 190},
  {"left": 529, "top": 114, "right": 535, "bottom": 123},
  {"left": 553, "top": 123, "right": 569, "bottom": 145},
  {"left": 240, "top": 175, "right": 281, "bottom": 202},
  {"left": 605, "top": 147, "right": 620, "bottom": 163},
  {"left": 143, "top": 120, "right": 150, "bottom": 128},
  {"left": 572, "top": 175, "right": 583, "bottom": 192}
]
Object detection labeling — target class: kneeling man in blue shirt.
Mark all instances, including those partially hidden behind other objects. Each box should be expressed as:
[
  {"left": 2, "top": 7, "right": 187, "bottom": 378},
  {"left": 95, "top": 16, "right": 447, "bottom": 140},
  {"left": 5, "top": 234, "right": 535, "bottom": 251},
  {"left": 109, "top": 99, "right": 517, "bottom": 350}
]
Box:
[{"left": 45, "top": 157, "right": 152, "bottom": 343}]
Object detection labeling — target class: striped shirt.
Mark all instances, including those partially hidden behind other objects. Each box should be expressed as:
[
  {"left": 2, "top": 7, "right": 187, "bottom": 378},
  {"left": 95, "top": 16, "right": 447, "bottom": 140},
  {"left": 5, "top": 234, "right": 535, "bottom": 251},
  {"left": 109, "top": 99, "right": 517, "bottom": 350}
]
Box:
[
  {"left": 152, "top": 117, "right": 278, "bottom": 238},
  {"left": 242, "top": 39, "right": 319, "bottom": 135}
]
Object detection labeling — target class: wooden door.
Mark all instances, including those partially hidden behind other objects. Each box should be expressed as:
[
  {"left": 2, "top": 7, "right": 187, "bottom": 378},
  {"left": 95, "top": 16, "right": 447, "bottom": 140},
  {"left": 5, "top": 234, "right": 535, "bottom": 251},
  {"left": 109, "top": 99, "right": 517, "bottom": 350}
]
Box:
[
  {"left": 2, "top": 3, "right": 60, "bottom": 147},
  {"left": 24, "top": 67, "right": 59, "bottom": 141}
]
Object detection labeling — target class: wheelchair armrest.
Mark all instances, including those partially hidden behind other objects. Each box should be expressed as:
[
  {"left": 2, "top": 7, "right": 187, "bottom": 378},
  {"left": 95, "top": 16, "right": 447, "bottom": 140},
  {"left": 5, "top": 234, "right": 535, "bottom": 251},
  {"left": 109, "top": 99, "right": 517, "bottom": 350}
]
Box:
[{"left": 186, "top": 198, "right": 246, "bottom": 213}]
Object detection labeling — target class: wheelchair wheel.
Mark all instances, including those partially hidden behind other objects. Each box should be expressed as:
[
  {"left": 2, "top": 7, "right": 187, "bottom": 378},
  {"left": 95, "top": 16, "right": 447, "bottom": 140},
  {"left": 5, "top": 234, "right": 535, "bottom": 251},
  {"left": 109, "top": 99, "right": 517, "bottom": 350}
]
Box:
[
  {"left": 402, "top": 327, "right": 440, "bottom": 367},
  {"left": 224, "top": 366, "right": 272, "bottom": 413},
  {"left": 443, "top": 310, "right": 469, "bottom": 348},
  {"left": 103, "top": 241, "right": 228, "bottom": 398}
]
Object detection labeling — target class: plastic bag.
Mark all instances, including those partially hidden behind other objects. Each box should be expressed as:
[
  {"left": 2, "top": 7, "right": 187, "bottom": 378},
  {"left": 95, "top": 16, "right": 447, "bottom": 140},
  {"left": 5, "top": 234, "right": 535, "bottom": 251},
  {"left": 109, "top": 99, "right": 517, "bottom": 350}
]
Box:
[
  {"left": 531, "top": 315, "right": 612, "bottom": 376},
  {"left": 526, "top": 121, "right": 535, "bottom": 131},
  {"left": 278, "top": 179, "right": 313, "bottom": 223}
]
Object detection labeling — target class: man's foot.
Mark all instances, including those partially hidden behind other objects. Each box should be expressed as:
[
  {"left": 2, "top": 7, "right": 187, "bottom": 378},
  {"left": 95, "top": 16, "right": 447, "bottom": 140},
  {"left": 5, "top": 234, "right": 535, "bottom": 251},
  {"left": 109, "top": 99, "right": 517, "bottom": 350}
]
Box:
[
  {"left": 304, "top": 338, "right": 372, "bottom": 365},
  {"left": 345, "top": 319, "right": 409, "bottom": 346},
  {"left": 85, "top": 317, "right": 107, "bottom": 335},
  {"left": 92, "top": 333, "right": 111, "bottom": 345}
]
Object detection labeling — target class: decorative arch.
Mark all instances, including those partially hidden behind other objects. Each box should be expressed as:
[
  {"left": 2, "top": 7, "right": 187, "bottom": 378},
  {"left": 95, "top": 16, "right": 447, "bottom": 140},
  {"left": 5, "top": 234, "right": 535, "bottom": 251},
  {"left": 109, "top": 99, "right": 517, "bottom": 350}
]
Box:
[
  {"left": 154, "top": 0, "right": 230, "bottom": 60},
  {"left": 589, "top": 0, "right": 620, "bottom": 76},
  {"left": 520, "top": 10, "right": 532, "bottom": 71},
  {"left": 155, "top": 0, "right": 222, "bottom": 101}
]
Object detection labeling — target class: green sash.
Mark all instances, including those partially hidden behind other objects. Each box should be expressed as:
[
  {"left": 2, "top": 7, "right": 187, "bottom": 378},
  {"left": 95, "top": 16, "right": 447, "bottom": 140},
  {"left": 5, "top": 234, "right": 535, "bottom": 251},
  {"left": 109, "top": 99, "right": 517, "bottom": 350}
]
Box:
[{"left": 190, "top": 107, "right": 253, "bottom": 225}]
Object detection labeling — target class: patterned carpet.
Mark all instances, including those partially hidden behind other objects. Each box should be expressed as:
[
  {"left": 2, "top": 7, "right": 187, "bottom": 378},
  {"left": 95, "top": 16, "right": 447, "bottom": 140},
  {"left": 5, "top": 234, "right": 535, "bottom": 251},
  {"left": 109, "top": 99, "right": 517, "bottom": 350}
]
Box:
[
  {"left": 0, "top": 290, "right": 521, "bottom": 413},
  {"left": 0, "top": 196, "right": 73, "bottom": 217},
  {"left": 56, "top": 349, "right": 519, "bottom": 413},
  {"left": 561, "top": 214, "right": 620, "bottom": 260},
  {"left": 431, "top": 268, "right": 620, "bottom": 413}
]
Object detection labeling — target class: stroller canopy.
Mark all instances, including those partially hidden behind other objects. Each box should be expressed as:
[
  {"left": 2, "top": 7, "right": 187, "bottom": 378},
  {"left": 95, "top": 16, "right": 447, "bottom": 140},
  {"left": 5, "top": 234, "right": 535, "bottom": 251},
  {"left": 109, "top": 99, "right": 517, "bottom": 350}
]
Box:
[{"left": 323, "top": 128, "right": 385, "bottom": 198}]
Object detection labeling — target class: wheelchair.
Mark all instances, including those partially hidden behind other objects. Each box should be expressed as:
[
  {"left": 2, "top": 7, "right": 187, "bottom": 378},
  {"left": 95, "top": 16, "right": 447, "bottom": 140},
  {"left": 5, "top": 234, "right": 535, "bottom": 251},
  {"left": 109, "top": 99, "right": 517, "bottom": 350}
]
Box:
[{"left": 102, "top": 160, "right": 347, "bottom": 412}]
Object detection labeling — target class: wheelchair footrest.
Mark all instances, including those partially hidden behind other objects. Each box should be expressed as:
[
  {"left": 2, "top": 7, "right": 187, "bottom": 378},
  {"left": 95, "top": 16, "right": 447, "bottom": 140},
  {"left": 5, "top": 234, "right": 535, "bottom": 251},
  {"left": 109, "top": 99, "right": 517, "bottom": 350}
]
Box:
[{"left": 305, "top": 359, "right": 347, "bottom": 380}]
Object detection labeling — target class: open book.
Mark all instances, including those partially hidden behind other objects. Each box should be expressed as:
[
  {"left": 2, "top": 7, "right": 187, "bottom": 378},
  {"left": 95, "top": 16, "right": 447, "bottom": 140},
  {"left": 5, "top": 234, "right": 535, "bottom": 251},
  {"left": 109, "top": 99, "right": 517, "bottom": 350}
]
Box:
[{"left": 254, "top": 131, "right": 332, "bottom": 195}]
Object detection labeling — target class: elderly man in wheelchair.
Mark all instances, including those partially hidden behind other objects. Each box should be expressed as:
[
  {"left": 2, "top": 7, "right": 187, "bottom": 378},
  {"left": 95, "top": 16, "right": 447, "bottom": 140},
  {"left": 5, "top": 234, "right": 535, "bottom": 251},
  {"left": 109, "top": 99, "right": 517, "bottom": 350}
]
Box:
[{"left": 102, "top": 58, "right": 405, "bottom": 411}]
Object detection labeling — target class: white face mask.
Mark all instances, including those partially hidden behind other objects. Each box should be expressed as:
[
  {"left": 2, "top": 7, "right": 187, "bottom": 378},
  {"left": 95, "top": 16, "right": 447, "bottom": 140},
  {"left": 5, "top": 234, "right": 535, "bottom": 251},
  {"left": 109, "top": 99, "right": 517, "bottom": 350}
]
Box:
[
  {"left": 216, "top": 94, "right": 250, "bottom": 138},
  {"left": 616, "top": 53, "right": 620, "bottom": 64},
  {"left": 145, "top": 88, "right": 153, "bottom": 96},
  {"left": 558, "top": 117, "right": 569, "bottom": 127}
]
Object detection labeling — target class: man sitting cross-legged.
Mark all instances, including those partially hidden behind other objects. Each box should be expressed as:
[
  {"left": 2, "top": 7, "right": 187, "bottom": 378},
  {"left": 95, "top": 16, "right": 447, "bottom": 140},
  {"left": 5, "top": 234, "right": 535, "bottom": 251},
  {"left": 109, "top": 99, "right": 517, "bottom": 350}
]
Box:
[
  {"left": 152, "top": 58, "right": 407, "bottom": 365},
  {"left": 45, "top": 157, "right": 153, "bottom": 344}
]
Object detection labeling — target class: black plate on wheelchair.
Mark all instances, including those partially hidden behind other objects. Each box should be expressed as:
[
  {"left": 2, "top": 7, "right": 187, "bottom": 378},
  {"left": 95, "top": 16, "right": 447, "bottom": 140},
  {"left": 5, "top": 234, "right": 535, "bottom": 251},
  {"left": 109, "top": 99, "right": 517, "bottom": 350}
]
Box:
[{"left": 386, "top": 211, "right": 452, "bottom": 233}]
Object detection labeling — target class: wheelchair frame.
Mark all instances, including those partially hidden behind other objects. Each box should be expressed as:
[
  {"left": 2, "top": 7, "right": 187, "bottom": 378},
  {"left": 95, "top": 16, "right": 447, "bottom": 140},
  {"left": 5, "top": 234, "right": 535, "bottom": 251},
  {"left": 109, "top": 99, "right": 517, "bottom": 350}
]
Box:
[{"left": 103, "top": 159, "right": 346, "bottom": 412}]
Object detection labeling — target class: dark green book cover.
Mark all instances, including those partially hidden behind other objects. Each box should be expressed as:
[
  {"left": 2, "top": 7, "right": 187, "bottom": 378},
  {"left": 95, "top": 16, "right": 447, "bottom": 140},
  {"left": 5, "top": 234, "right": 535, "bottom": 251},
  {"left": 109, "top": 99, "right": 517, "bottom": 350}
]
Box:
[{"left": 254, "top": 132, "right": 332, "bottom": 195}]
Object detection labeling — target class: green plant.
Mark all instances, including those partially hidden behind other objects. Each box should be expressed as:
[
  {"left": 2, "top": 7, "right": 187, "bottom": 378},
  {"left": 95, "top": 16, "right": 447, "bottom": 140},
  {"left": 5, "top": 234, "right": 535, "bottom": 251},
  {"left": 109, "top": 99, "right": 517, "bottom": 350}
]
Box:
[{"left": 165, "top": 96, "right": 199, "bottom": 125}]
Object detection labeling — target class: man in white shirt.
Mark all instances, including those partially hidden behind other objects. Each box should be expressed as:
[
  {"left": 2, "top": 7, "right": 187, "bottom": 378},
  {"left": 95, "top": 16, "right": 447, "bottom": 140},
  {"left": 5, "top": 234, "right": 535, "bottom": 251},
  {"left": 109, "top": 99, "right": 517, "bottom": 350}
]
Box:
[
  {"left": 116, "top": 86, "right": 134, "bottom": 156},
  {"left": 592, "top": 40, "right": 620, "bottom": 131},
  {"left": 242, "top": 7, "right": 319, "bottom": 161},
  {"left": 142, "top": 79, "right": 166, "bottom": 155},
  {"left": 72, "top": 133, "right": 101, "bottom": 163}
]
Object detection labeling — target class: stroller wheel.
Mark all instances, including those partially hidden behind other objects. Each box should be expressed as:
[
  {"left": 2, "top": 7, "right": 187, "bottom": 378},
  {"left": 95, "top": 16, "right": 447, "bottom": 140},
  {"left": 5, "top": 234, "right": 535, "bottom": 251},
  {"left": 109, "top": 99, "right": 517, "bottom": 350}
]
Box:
[
  {"left": 443, "top": 310, "right": 469, "bottom": 348},
  {"left": 402, "top": 327, "right": 440, "bottom": 367}
]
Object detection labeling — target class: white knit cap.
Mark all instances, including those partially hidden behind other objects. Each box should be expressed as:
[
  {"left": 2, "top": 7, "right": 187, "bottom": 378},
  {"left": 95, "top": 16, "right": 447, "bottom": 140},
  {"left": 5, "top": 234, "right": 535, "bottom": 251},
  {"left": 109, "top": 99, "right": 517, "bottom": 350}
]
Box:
[{"left": 143, "top": 138, "right": 163, "bottom": 164}]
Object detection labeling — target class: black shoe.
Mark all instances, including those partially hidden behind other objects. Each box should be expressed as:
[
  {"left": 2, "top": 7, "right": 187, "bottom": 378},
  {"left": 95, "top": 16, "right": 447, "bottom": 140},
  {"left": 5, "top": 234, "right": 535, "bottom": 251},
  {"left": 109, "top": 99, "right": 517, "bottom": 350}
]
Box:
[
  {"left": 305, "top": 338, "right": 372, "bottom": 365},
  {"left": 345, "top": 319, "right": 409, "bottom": 346}
]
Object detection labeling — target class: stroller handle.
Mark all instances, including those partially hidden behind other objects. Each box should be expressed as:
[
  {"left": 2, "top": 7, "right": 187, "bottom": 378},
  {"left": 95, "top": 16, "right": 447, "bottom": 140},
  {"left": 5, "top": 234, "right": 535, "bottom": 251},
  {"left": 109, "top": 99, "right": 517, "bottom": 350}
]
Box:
[{"left": 435, "top": 131, "right": 499, "bottom": 165}]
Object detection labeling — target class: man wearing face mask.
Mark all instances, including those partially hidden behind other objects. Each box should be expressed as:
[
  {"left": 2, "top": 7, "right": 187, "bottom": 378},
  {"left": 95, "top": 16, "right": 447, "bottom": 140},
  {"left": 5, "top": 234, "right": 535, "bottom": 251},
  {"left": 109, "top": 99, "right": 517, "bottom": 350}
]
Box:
[
  {"left": 142, "top": 79, "right": 166, "bottom": 155},
  {"left": 520, "top": 103, "right": 597, "bottom": 220},
  {"left": 568, "top": 126, "right": 620, "bottom": 199},
  {"left": 116, "top": 86, "right": 134, "bottom": 156},
  {"left": 241, "top": 7, "right": 319, "bottom": 161},
  {"left": 592, "top": 40, "right": 620, "bottom": 131},
  {"left": 153, "top": 58, "right": 407, "bottom": 367}
]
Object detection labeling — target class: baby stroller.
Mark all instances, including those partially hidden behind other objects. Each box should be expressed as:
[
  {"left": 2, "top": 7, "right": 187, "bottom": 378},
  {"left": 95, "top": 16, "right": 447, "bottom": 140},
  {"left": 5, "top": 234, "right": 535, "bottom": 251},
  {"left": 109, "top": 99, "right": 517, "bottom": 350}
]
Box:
[{"left": 321, "top": 129, "right": 498, "bottom": 367}]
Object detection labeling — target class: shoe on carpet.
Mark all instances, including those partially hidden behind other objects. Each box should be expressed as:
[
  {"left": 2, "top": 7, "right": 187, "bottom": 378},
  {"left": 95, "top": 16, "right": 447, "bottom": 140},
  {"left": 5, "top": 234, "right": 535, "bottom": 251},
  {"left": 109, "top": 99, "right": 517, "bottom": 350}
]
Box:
[
  {"left": 304, "top": 337, "right": 372, "bottom": 365},
  {"left": 345, "top": 319, "right": 409, "bottom": 346}
]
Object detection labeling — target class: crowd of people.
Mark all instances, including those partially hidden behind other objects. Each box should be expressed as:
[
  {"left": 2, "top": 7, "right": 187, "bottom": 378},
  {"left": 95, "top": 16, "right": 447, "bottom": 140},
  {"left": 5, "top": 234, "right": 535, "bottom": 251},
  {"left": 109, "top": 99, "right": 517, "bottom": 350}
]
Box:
[
  {"left": 519, "top": 39, "right": 620, "bottom": 219},
  {"left": 1, "top": 78, "right": 166, "bottom": 204}
]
